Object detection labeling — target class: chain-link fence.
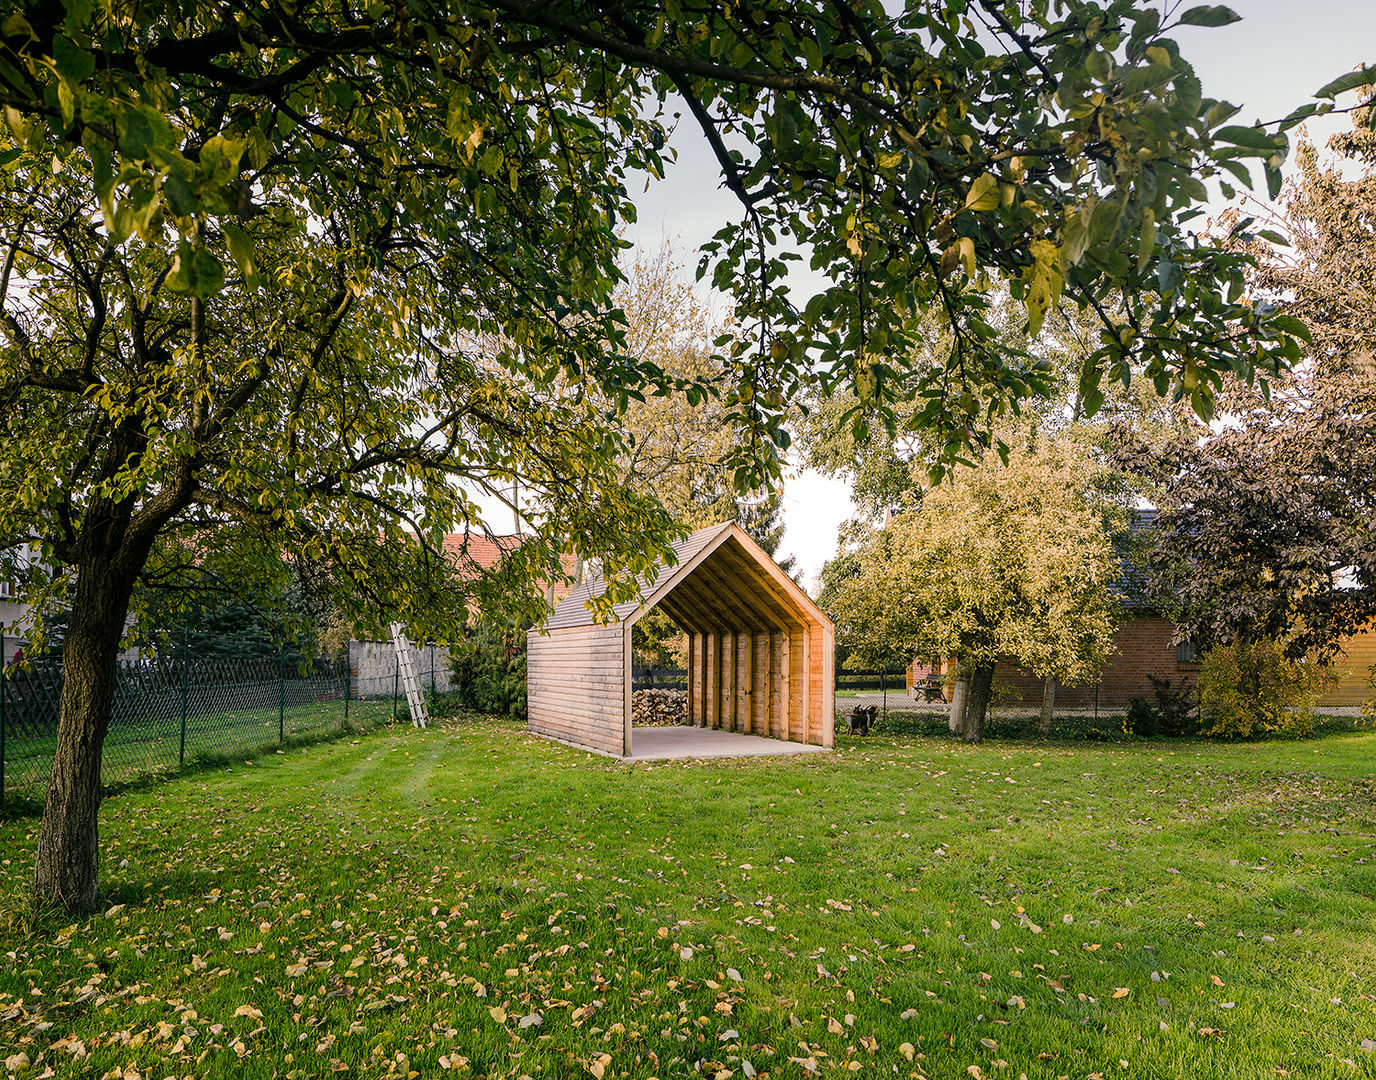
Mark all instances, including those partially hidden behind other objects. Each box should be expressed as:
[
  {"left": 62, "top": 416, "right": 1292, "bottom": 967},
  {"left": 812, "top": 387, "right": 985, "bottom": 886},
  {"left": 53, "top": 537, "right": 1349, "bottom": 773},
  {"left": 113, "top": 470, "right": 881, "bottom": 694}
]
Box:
[{"left": 0, "top": 639, "right": 414, "bottom": 808}]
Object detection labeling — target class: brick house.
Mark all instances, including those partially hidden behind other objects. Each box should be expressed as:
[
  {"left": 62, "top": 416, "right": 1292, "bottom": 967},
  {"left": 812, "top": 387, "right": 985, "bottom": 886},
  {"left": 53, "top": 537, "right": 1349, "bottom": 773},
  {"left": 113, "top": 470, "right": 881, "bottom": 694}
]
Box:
[{"left": 905, "top": 506, "right": 1374, "bottom": 710}]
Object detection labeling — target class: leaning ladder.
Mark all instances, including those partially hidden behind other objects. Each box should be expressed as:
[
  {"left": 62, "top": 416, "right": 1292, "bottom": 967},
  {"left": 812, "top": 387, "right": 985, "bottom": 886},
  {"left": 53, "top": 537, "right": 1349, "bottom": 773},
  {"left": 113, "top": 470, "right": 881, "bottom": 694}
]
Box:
[{"left": 389, "top": 622, "right": 428, "bottom": 729}]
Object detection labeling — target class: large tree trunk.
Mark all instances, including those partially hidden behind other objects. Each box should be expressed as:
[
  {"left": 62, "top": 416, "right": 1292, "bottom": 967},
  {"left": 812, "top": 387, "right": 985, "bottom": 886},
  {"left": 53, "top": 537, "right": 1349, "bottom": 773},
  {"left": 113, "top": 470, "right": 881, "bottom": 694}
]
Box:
[
  {"left": 948, "top": 673, "right": 969, "bottom": 734},
  {"left": 33, "top": 553, "right": 137, "bottom": 913},
  {"left": 963, "top": 663, "right": 995, "bottom": 743},
  {"left": 1038, "top": 675, "right": 1057, "bottom": 736}
]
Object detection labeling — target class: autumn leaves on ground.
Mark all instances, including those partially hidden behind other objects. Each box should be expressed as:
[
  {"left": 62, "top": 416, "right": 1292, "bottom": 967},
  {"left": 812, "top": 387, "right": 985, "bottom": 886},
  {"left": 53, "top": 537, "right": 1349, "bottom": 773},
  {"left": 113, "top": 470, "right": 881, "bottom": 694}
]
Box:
[{"left": 3, "top": 716, "right": 1375, "bottom": 1080}]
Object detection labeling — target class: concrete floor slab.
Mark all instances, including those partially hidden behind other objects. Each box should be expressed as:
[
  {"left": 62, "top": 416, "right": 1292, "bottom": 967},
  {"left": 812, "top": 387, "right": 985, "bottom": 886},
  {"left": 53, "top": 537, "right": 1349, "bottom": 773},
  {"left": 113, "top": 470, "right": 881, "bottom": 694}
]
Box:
[{"left": 629, "top": 726, "right": 830, "bottom": 761}]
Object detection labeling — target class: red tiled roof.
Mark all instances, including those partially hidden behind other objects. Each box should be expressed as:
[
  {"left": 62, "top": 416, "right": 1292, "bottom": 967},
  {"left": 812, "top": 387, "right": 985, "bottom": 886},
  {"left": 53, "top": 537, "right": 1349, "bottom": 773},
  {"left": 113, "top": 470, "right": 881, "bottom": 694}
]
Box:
[{"left": 438, "top": 533, "right": 579, "bottom": 599}]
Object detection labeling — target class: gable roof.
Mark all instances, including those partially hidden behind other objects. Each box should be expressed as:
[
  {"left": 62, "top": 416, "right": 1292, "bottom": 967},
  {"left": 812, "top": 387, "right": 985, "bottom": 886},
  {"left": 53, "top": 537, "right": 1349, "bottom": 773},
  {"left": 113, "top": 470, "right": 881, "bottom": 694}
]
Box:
[{"left": 544, "top": 522, "right": 830, "bottom": 635}]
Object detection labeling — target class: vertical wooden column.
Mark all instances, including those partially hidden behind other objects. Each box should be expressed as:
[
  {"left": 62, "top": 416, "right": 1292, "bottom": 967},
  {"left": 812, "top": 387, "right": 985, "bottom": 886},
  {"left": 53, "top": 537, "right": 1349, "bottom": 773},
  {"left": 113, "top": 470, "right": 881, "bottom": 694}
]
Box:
[
  {"left": 710, "top": 627, "right": 721, "bottom": 726},
  {"left": 687, "top": 633, "right": 700, "bottom": 726},
  {"left": 820, "top": 623, "right": 835, "bottom": 748},
  {"left": 799, "top": 626, "right": 813, "bottom": 745},
  {"left": 780, "top": 630, "right": 793, "bottom": 741},
  {"left": 770, "top": 627, "right": 781, "bottom": 737},
  {"left": 736, "top": 633, "right": 752, "bottom": 733},
  {"left": 622, "top": 624, "right": 634, "bottom": 757},
  {"left": 721, "top": 631, "right": 735, "bottom": 731},
  {"left": 752, "top": 632, "right": 768, "bottom": 736}
]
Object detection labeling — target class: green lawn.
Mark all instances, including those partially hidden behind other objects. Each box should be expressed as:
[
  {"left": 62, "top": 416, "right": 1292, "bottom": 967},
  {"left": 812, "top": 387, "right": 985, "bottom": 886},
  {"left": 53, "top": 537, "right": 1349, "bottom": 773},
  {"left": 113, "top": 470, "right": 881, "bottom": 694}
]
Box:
[{"left": 3, "top": 715, "right": 1375, "bottom": 1079}]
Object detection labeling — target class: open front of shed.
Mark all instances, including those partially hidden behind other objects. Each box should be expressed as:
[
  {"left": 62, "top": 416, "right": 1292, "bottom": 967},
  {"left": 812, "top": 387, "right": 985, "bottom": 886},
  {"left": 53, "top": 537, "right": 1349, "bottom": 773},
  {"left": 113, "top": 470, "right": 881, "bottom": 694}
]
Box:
[{"left": 527, "top": 523, "right": 835, "bottom": 758}]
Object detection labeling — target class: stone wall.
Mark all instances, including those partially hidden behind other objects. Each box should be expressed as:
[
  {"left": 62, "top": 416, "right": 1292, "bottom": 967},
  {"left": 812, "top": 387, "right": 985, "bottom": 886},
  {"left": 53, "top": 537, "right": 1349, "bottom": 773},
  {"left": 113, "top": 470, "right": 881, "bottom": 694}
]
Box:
[{"left": 349, "top": 638, "right": 454, "bottom": 699}]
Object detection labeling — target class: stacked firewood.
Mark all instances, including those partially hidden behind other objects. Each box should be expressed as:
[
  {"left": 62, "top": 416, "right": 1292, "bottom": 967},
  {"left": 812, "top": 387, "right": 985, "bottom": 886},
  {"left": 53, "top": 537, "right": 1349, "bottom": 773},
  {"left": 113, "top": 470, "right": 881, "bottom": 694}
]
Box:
[{"left": 632, "top": 688, "right": 687, "bottom": 726}]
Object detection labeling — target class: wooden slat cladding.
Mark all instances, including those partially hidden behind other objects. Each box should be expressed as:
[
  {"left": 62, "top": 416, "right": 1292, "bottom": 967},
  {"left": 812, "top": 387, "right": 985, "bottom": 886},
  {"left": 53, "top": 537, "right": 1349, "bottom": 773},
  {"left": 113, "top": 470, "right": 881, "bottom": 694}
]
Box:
[
  {"left": 529, "top": 523, "right": 836, "bottom": 756},
  {"left": 1319, "top": 630, "right": 1376, "bottom": 706},
  {"left": 527, "top": 624, "right": 626, "bottom": 757}
]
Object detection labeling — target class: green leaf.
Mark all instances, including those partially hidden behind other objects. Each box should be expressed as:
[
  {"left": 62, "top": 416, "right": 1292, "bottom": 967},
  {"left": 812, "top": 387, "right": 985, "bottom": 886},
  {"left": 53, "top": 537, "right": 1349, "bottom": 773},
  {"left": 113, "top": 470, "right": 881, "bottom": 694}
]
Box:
[
  {"left": 162, "top": 174, "right": 197, "bottom": 217},
  {"left": 61, "top": 0, "right": 95, "bottom": 30},
  {"left": 222, "top": 222, "right": 262, "bottom": 288},
  {"left": 964, "top": 173, "right": 1000, "bottom": 212},
  {"left": 117, "top": 108, "right": 155, "bottom": 159},
  {"left": 1177, "top": 5, "right": 1241, "bottom": 27},
  {"left": 1215, "top": 125, "right": 1277, "bottom": 152},
  {"left": 1136, "top": 208, "right": 1157, "bottom": 271},
  {"left": 51, "top": 34, "right": 95, "bottom": 82},
  {"left": 1314, "top": 65, "right": 1376, "bottom": 100},
  {"left": 1264, "top": 161, "right": 1282, "bottom": 200},
  {"left": 1256, "top": 228, "right": 1288, "bottom": 246},
  {"left": 166, "top": 242, "right": 226, "bottom": 296}
]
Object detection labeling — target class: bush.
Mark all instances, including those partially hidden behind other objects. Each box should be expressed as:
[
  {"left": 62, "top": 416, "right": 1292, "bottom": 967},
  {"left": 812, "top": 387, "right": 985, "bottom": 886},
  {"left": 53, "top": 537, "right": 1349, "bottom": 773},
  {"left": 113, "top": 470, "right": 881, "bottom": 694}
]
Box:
[
  {"left": 1122, "top": 676, "right": 1195, "bottom": 738},
  {"left": 449, "top": 620, "right": 528, "bottom": 722},
  {"left": 1198, "top": 639, "right": 1330, "bottom": 739},
  {"left": 1123, "top": 696, "right": 1158, "bottom": 737},
  {"left": 1146, "top": 674, "right": 1197, "bottom": 736}
]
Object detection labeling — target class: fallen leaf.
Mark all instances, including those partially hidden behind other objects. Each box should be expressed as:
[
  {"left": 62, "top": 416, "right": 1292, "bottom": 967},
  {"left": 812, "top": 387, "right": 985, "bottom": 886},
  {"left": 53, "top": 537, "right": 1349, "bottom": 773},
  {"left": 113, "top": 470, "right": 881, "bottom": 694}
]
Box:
[
  {"left": 489, "top": 1007, "right": 507, "bottom": 1024},
  {"left": 899, "top": 1043, "right": 915, "bottom": 1061},
  {"left": 1112, "top": 988, "right": 1130, "bottom": 999}
]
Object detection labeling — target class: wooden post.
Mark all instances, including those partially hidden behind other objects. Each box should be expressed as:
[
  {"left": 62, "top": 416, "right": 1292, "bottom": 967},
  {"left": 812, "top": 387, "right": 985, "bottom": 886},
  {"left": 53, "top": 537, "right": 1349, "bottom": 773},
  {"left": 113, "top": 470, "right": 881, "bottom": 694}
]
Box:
[
  {"left": 779, "top": 631, "right": 792, "bottom": 742},
  {"left": 821, "top": 624, "right": 836, "bottom": 748},
  {"left": 623, "top": 625, "right": 633, "bottom": 756},
  {"left": 736, "top": 633, "right": 751, "bottom": 734},
  {"left": 703, "top": 633, "right": 716, "bottom": 729}
]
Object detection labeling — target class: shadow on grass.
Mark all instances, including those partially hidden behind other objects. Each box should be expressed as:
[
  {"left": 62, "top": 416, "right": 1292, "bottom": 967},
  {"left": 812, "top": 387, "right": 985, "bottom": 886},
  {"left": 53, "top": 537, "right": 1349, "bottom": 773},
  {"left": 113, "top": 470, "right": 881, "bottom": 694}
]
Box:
[
  {"left": 838, "top": 708, "right": 1370, "bottom": 746},
  {"left": 0, "top": 713, "right": 400, "bottom": 821}
]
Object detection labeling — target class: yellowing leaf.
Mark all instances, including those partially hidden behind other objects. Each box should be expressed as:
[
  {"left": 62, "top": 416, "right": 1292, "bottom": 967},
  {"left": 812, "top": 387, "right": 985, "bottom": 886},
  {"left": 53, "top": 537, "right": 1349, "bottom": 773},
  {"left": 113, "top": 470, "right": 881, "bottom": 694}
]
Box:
[
  {"left": 899, "top": 1042, "right": 915, "bottom": 1061},
  {"left": 234, "top": 1004, "right": 263, "bottom": 1019},
  {"left": 964, "top": 173, "right": 1000, "bottom": 212},
  {"left": 488, "top": 1006, "right": 507, "bottom": 1023},
  {"left": 1112, "top": 987, "right": 1130, "bottom": 999}
]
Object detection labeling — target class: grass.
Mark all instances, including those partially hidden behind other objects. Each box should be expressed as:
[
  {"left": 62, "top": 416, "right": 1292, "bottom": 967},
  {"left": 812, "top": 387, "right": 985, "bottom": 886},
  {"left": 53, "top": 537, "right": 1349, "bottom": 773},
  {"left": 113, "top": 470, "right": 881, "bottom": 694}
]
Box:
[
  {"left": 1, "top": 698, "right": 398, "bottom": 803},
  {"left": 2, "top": 716, "right": 1375, "bottom": 1079}
]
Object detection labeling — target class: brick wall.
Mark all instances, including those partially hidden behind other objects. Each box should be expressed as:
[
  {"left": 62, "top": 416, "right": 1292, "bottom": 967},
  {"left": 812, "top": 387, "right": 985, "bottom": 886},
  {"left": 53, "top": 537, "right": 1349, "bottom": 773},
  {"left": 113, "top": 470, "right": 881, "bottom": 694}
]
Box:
[{"left": 997, "top": 614, "right": 1199, "bottom": 708}]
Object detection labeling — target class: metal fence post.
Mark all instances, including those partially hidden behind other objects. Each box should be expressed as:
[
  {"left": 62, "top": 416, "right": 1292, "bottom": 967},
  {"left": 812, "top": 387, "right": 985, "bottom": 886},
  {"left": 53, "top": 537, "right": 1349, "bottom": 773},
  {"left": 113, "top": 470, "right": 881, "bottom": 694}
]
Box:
[
  {"left": 279, "top": 644, "right": 286, "bottom": 742},
  {"left": 343, "top": 653, "right": 350, "bottom": 723},
  {"left": 179, "top": 626, "right": 189, "bottom": 767},
  {"left": 431, "top": 643, "right": 436, "bottom": 696}
]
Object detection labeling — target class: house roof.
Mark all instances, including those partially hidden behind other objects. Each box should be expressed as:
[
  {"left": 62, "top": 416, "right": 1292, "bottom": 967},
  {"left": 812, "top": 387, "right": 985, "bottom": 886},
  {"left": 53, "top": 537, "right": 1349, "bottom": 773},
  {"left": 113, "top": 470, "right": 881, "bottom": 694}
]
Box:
[
  {"left": 544, "top": 522, "right": 831, "bottom": 635},
  {"left": 1110, "top": 508, "right": 1158, "bottom": 610},
  {"left": 437, "top": 532, "right": 578, "bottom": 592}
]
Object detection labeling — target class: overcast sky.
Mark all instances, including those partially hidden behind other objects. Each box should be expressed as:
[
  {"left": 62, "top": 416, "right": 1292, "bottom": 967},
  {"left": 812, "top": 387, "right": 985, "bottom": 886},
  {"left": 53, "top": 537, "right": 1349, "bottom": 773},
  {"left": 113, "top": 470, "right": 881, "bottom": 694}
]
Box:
[{"left": 620, "top": 0, "right": 1376, "bottom": 595}]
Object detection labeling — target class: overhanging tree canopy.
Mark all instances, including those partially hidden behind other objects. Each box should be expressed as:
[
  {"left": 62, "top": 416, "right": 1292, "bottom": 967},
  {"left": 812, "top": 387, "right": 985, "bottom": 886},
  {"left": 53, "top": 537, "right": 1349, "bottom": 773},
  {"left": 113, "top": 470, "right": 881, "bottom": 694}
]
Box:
[{"left": 0, "top": 0, "right": 1357, "bottom": 911}]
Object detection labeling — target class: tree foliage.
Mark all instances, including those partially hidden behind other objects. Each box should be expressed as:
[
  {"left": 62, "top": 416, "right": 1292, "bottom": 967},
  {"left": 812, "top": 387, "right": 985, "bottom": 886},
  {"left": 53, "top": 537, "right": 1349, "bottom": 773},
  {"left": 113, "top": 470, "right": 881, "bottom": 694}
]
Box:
[
  {"left": 0, "top": 0, "right": 1348, "bottom": 910},
  {"left": 1, "top": 0, "right": 1316, "bottom": 477},
  {"left": 823, "top": 438, "right": 1123, "bottom": 739},
  {"left": 1198, "top": 639, "right": 1329, "bottom": 740},
  {"left": 613, "top": 243, "right": 740, "bottom": 530},
  {"left": 1123, "top": 102, "right": 1376, "bottom": 661}
]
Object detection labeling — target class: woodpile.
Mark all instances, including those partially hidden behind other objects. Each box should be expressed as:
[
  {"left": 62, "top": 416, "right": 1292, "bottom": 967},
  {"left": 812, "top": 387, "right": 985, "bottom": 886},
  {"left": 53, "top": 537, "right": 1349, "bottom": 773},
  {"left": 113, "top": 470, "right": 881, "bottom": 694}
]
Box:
[{"left": 632, "top": 688, "right": 687, "bottom": 727}]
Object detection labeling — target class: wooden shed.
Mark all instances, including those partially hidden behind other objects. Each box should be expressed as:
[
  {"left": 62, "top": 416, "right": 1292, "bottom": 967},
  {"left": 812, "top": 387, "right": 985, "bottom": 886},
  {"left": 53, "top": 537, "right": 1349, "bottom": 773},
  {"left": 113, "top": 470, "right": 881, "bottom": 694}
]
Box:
[{"left": 527, "top": 522, "right": 835, "bottom": 757}]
